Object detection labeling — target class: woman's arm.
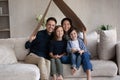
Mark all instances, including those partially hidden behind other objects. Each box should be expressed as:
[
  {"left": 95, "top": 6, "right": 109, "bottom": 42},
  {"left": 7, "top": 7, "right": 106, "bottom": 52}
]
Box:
[
  {"left": 78, "top": 30, "right": 87, "bottom": 45},
  {"left": 83, "top": 30, "right": 87, "bottom": 45}
]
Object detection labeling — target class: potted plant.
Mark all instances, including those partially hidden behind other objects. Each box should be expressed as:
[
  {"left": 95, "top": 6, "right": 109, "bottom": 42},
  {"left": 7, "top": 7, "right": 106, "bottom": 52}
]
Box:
[
  {"left": 36, "top": 15, "right": 46, "bottom": 30},
  {"left": 100, "top": 25, "right": 112, "bottom": 30}
]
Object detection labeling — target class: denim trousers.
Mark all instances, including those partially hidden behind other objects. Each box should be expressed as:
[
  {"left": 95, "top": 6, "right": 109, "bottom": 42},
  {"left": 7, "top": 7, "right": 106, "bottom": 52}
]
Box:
[
  {"left": 70, "top": 52, "right": 82, "bottom": 69},
  {"left": 81, "top": 52, "right": 92, "bottom": 71},
  {"left": 60, "top": 55, "right": 71, "bottom": 64}
]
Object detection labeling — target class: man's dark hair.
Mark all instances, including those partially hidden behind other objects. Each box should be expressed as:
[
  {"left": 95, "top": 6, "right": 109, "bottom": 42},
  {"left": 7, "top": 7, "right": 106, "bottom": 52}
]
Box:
[{"left": 46, "top": 17, "right": 57, "bottom": 24}]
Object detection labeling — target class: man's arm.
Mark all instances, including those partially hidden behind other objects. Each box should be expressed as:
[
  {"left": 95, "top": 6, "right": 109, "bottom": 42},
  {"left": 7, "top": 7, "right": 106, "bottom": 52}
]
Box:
[{"left": 25, "top": 35, "right": 36, "bottom": 49}]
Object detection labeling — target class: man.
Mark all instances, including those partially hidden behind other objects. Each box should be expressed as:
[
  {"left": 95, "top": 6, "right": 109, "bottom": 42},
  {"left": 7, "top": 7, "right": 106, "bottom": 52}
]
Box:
[{"left": 25, "top": 17, "right": 57, "bottom": 80}]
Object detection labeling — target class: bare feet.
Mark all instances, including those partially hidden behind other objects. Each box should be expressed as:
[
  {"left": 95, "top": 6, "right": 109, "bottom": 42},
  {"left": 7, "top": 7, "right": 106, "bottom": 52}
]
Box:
[
  {"left": 57, "top": 75, "right": 63, "bottom": 80},
  {"left": 52, "top": 74, "right": 57, "bottom": 80},
  {"left": 71, "top": 67, "right": 77, "bottom": 75}
]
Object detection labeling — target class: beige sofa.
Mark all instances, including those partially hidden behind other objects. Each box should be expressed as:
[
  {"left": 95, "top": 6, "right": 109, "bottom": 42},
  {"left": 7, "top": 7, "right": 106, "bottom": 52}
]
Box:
[{"left": 0, "top": 31, "right": 120, "bottom": 80}]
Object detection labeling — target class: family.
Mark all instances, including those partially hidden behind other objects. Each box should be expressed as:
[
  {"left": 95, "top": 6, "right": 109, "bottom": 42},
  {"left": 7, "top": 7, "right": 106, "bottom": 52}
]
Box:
[{"left": 24, "top": 17, "right": 92, "bottom": 80}]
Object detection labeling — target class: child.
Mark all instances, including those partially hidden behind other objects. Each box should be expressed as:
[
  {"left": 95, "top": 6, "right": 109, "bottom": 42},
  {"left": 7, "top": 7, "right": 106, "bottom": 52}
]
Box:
[
  {"left": 49, "top": 25, "right": 66, "bottom": 80},
  {"left": 67, "top": 27, "right": 92, "bottom": 80}
]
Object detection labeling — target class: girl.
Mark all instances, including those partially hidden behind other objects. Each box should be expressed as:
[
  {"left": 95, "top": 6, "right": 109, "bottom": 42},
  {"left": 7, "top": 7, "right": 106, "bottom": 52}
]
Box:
[
  {"left": 67, "top": 27, "right": 92, "bottom": 80},
  {"left": 49, "top": 25, "right": 66, "bottom": 80}
]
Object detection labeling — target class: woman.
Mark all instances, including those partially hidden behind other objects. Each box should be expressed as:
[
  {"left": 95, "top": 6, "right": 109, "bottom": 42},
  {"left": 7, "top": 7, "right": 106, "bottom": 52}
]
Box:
[
  {"left": 61, "top": 18, "right": 87, "bottom": 44},
  {"left": 60, "top": 18, "right": 87, "bottom": 64}
]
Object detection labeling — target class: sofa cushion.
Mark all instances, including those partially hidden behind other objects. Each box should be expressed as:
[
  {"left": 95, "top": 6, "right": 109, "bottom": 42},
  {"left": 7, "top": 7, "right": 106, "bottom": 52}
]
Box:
[
  {"left": 116, "top": 41, "right": 120, "bottom": 75},
  {"left": 98, "top": 29, "right": 117, "bottom": 60},
  {"left": 63, "top": 60, "right": 117, "bottom": 78},
  {"left": 0, "top": 46, "right": 17, "bottom": 64},
  {"left": 0, "top": 39, "right": 14, "bottom": 48},
  {"left": 14, "top": 38, "right": 29, "bottom": 61},
  {"left": 0, "top": 63, "right": 40, "bottom": 80},
  {"left": 86, "top": 32, "right": 98, "bottom": 59}
]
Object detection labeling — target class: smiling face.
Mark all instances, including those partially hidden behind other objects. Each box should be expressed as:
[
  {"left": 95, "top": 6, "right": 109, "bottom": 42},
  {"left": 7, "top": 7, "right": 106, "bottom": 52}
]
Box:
[
  {"left": 62, "top": 20, "right": 71, "bottom": 32},
  {"left": 46, "top": 20, "right": 56, "bottom": 34},
  {"left": 55, "top": 26, "right": 64, "bottom": 39},
  {"left": 69, "top": 30, "right": 78, "bottom": 40}
]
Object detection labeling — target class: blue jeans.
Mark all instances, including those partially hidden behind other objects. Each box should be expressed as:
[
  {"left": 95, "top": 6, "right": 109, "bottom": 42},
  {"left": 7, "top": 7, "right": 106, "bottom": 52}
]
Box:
[
  {"left": 70, "top": 52, "right": 82, "bottom": 69},
  {"left": 81, "top": 52, "right": 92, "bottom": 72},
  {"left": 60, "top": 55, "right": 71, "bottom": 64}
]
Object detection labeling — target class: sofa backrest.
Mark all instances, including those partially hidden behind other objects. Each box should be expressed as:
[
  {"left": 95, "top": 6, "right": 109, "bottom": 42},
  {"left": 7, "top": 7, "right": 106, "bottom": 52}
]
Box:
[
  {"left": 0, "top": 38, "right": 28, "bottom": 61},
  {"left": 13, "top": 37, "right": 29, "bottom": 60},
  {"left": 0, "top": 32, "right": 98, "bottom": 61}
]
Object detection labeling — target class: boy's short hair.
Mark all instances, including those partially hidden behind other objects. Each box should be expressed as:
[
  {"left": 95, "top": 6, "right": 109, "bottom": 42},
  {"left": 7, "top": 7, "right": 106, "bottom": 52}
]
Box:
[{"left": 68, "top": 27, "right": 78, "bottom": 36}]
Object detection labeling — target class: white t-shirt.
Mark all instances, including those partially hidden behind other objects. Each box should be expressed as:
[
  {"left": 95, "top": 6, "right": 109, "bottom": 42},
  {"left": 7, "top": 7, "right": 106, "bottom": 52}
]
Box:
[{"left": 71, "top": 39, "right": 81, "bottom": 51}]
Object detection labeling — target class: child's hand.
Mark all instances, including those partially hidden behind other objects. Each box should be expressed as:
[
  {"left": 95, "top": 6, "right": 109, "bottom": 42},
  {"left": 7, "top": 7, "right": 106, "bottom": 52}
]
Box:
[
  {"left": 57, "top": 55, "right": 62, "bottom": 58},
  {"left": 78, "top": 50, "right": 84, "bottom": 55},
  {"left": 54, "top": 55, "right": 62, "bottom": 59},
  {"left": 53, "top": 55, "right": 59, "bottom": 59},
  {"left": 71, "top": 48, "right": 78, "bottom": 53}
]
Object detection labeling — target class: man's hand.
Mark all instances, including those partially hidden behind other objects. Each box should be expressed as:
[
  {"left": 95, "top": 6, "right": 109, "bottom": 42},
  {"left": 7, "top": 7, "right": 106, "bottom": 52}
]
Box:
[{"left": 29, "top": 35, "right": 36, "bottom": 42}]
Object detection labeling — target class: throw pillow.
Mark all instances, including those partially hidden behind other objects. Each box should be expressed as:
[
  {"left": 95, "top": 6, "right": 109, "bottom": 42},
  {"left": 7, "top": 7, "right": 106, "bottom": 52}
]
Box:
[
  {"left": 0, "top": 45, "right": 17, "bottom": 64},
  {"left": 98, "top": 29, "right": 117, "bottom": 60},
  {"left": 14, "top": 38, "right": 29, "bottom": 61},
  {"left": 86, "top": 31, "right": 98, "bottom": 59}
]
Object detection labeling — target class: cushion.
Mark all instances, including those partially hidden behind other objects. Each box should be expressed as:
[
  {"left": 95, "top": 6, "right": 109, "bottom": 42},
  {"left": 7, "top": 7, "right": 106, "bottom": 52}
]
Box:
[
  {"left": 0, "top": 39, "right": 14, "bottom": 48},
  {"left": 63, "top": 60, "right": 117, "bottom": 77},
  {"left": 98, "top": 29, "right": 117, "bottom": 60},
  {"left": 14, "top": 37, "right": 29, "bottom": 61},
  {"left": 0, "top": 63, "right": 40, "bottom": 80},
  {"left": 86, "top": 32, "right": 98, "bottom": 59},
  {"left": 0, "top": 46, "right": 17, "bottom": 64}
]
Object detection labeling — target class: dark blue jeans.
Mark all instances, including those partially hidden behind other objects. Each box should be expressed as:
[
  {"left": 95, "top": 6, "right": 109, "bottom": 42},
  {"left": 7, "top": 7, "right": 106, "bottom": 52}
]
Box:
[
  {"left": 60, "top": 55, "right": 71, "bottom": 64},
  {"left": 81, "top": 52, "right": 92, "bottom": 72},
  {"left": 70, "top": 52, "right": 82, "bottom": 69}
]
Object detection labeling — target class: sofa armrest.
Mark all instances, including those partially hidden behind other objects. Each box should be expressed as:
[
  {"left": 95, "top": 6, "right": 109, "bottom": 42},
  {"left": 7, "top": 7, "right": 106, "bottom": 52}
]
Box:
[{"left": 116, "top": 41, "right": 120, "bottom": 75}]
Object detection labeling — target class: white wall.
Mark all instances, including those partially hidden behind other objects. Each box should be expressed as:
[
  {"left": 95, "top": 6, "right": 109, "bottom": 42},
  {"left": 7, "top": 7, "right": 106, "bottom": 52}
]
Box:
[{"left": 9, "top": 0, "right": 120, "bottom": 40}]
